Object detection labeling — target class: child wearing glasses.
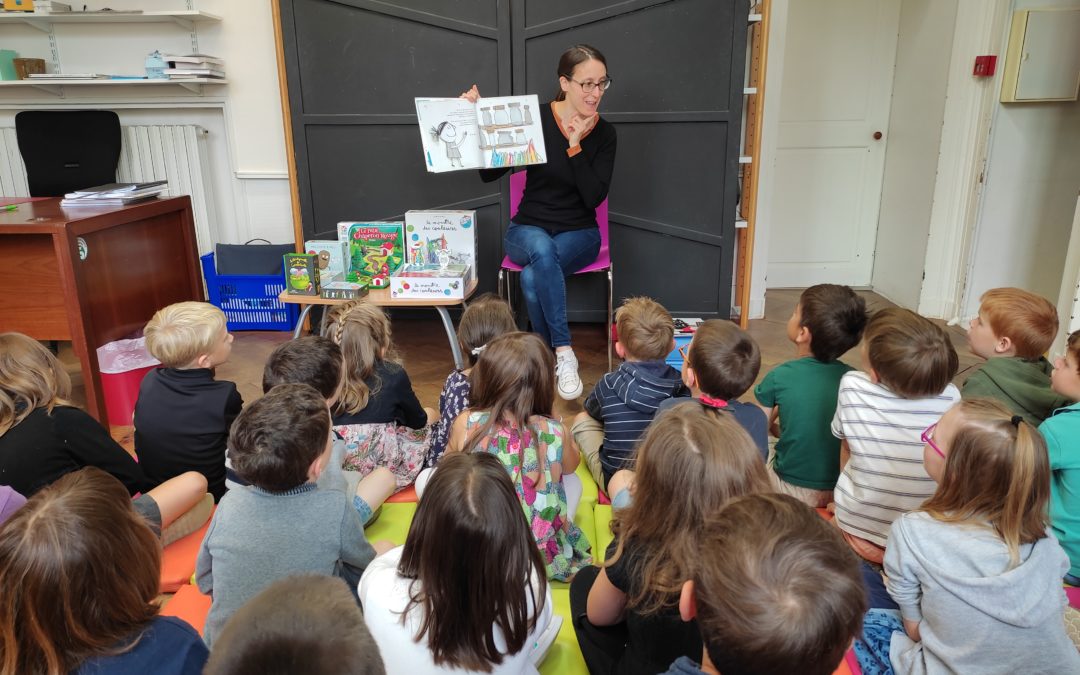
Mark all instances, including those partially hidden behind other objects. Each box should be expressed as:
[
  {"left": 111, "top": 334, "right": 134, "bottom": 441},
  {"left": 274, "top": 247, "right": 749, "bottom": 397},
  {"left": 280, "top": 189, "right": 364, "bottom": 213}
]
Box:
[
  {"left": 831, "top": 308, "right": 960, "bottom": 565},
  {"left": 570, "top": 297, "right": 689, "bottom": 491},
  {"left": 1039, "top": 329, "right": 1080, "bottom": 584},
  {"left": 962, "top": 287, "right": 1069, "bottom": 425},
  {"left": 754, "top": 284, "right": 867, "bottom": 507},
  {"left": 855, "top": 398, "right": 1078, "bottom": 674}
]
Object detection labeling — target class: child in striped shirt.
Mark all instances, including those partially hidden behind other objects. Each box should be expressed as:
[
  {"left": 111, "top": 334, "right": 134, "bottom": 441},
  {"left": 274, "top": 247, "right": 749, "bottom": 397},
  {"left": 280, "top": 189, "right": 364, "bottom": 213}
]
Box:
[{"left": 831, "top": 308, "right": 960, "bottom": 564}]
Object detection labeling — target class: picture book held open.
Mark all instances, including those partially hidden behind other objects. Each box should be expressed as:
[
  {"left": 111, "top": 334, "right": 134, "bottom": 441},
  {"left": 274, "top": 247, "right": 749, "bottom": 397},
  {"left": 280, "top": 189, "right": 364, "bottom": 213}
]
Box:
[{"left": 415, "top": 94, "right": 547, "bottom": 173}]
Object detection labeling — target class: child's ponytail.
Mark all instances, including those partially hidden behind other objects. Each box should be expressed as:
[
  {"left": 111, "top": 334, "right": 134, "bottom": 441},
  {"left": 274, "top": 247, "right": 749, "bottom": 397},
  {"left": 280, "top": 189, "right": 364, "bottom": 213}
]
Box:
[
  {"left": 922, "top": 399, "right": 1050, "bottom": 568},
  {"left": 1001, "top": 417, "right": 1051, "bottom": 567}
]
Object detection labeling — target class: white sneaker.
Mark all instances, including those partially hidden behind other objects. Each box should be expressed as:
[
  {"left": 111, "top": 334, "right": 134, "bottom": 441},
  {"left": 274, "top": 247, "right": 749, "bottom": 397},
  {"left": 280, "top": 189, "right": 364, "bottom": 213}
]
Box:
[{"left": 555, "top": 349, "right": 583, "bottom": 400}]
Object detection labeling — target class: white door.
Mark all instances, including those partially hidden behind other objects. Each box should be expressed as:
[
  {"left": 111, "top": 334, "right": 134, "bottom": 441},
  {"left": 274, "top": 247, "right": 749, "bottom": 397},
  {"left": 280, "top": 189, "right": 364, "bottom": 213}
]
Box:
[{"left": 766, "top": 0, "right": 901, "bottom": 287}]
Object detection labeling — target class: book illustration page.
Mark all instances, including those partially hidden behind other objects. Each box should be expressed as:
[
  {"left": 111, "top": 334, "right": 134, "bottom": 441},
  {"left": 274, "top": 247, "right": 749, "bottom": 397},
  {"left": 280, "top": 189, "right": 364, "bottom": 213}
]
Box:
[
  {"left": 475, "top": 95, "right": 546, "bottom": 169},
  {"left": 415, "top": 98, "right": 484, "bottom": 173}
]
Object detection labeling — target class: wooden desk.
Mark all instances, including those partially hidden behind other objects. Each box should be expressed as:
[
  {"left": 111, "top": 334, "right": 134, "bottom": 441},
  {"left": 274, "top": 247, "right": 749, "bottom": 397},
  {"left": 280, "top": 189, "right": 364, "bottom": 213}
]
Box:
[
  {"left": 279, "top": 278, "right": 478, "bottom": 369},
  {"left": 0, "top": 197, "right": 201, "bottom": 425}
]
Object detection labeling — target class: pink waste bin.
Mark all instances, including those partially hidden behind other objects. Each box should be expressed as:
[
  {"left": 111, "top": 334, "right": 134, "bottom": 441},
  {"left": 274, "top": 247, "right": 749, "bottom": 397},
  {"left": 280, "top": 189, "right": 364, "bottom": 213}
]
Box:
[{"left": 96, "top": 337, "right": 160, "bottom": 427}]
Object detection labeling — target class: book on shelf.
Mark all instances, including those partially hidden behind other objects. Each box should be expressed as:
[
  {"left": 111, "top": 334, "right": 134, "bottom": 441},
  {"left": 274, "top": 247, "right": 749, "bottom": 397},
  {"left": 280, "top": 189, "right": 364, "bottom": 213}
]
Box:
[
  {"left": 164, "top": 54, "right": 224, "bottom": 66},
  {"left": 414, "top": 94, "right": 547, "bottom": 173},
  {"left": 165, "top": 68, "right": 225, "bottom": 79}
]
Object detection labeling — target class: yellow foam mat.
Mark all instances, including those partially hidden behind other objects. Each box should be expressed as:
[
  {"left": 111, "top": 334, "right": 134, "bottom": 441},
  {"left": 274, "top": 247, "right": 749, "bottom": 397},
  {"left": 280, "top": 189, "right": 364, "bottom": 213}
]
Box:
[
  {"left": 365, "top": 502, "right": 416, "bottom": 545},
  {"left": 540, "top": 585, "right": 589, "bottom": 675},
  {"left": 594, "top": 505, "right": 613, "bottom": 564}
]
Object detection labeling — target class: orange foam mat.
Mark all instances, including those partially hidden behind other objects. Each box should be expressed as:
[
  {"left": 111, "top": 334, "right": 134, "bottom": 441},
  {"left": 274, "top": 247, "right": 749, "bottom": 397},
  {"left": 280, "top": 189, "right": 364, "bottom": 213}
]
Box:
[
  {"left": 160, "top": 584, "right": 211, "bottom": 636},
  {"left": 160, "top": 509, "right": 215, "bottom": 594},
  {"left": 386, "top": 484, "right": 418, "bottom": 503}
]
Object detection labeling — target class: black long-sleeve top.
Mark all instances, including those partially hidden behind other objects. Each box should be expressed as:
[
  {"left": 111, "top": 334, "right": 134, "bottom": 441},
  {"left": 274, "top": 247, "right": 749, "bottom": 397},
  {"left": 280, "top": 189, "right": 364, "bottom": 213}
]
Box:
[
  {"left": 0, "top": 405, "right": 152, "bottom": 497},
  {"left": 483, "top": 101, "right": 617, "bottom": 232},
  {"left": 331, "top": 361, "right": 427, "bottom": 430},
  {"left": 134, "top": 367, "right": 243, "bottom": 501}
]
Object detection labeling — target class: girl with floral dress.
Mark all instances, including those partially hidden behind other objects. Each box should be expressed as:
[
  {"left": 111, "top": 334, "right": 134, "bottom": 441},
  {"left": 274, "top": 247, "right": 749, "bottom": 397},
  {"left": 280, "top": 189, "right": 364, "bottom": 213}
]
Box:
[
  {"left": 427, "top": 294, "right": 516, "bottom": 467},
  {"left": 446, "top": 331, "right": 590, "bottom": 580}
]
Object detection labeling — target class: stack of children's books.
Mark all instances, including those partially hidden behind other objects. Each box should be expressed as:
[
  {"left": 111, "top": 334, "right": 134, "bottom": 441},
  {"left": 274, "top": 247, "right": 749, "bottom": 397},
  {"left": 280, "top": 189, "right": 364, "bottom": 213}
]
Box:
[
  {"left": 163, "top": 54, "right": 225, "bottom": 80},
  {"left": 60, "top": 181, "right": 167, "bottom": 207}
]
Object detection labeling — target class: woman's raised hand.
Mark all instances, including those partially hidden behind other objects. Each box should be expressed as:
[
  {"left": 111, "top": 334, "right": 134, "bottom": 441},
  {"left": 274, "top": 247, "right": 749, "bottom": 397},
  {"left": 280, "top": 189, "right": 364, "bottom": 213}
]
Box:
[
  {"left": 565, "top": 112, "right": 597, "bottom": 147},
  {"left": 460, "top": 84, "right": 480, "bottom": 103}
]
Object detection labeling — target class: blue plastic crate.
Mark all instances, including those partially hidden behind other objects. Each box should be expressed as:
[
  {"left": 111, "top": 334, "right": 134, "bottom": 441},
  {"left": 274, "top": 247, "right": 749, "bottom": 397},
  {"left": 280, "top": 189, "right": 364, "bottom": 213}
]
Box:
[{"left": 200, "top": 253, "right": 298, "bottom": 331}]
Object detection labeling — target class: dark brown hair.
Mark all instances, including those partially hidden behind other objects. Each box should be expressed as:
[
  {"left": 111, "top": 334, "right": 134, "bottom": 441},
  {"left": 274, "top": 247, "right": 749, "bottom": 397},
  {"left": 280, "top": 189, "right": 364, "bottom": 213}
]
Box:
[
  {"left": 1068, "top": 330, "right": 1080, "bottom": 375},
  {"left": 616, "top": 296, "right": 675, "bottom": 361},
  {"left": 458, "top": 294, "right": 517, "bottom": 367},
  {"left": 555, "top": 44, "right": 608, "bottom": 101},
  {"left": 205, "top": 574, "right": 385, "bottom": 675},
  {"left": 399, "top": 452, "right": 547, "bottom": 671},
  {"left": 262, "top": 336, "right": 343, "bottom": 399},
  {"left": 608, "top": 404, "right": 772, "bottom": 615},
  {"left": 979, "top": 288, "right": 1059, "bottom": 358},
  {"left": 462, "top": 332, "right": 555, "bottom": 453},
  {"left": 687, "top": 320, "right": 761, "bottom": 400},
  {"left": 228, "top": 383, "right": 330, "bottom": 492},
  {"left": 696, "top": 493, "right": 867, "bottom": 675},
  {"left": 863, "top": 308, "right": 958, "bottom": 399},
  {"left": 799, "top": 284, "right": 867, "bottom": 362},
  {"left": 922, "top": 398, "right": 1050, "bottom": 567},
  {"left": 0, "top": 468, "right": 161, "bottom": 675}
]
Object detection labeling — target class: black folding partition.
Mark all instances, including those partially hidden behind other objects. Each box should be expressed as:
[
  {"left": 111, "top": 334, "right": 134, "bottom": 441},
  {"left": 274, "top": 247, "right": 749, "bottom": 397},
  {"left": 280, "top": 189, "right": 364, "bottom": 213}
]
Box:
[{"left": 278, "top": 0, "right": 747, "bottom": 318}]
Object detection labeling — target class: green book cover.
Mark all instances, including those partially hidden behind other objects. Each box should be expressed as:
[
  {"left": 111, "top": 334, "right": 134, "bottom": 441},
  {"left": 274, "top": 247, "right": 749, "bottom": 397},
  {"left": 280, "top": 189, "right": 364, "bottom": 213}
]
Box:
[{"left": 344, "top": 222, "right": 405, "bottom": 282}]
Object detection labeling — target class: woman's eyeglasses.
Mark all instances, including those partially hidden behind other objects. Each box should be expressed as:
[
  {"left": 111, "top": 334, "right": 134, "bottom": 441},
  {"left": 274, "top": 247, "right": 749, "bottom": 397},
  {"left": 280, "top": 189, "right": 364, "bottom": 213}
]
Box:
[
  {"left": 921, "top": 423, "right": 945, "bottom": 459},
  {"left": 570, "top": 78, "right": 613, "bottom": 93}
]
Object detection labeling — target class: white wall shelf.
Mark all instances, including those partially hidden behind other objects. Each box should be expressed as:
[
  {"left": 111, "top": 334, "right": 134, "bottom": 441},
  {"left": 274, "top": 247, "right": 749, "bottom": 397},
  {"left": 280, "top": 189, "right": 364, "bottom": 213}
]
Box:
[
  {"left": 0, "top": 78, "right": 226, "bottom": 96},
  {"left": 0, "top": 10, "right": 220, "bottom": 32}
]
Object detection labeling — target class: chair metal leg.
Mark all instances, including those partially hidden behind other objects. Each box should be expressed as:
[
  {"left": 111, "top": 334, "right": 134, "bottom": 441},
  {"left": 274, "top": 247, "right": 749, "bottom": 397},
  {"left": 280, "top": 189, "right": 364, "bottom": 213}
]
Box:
[
  {"left": 497, "top": 268, "right": 505, "bottom": 299},
  {"left": 607, "top": 265, "right": 614, "bottom": 371}
]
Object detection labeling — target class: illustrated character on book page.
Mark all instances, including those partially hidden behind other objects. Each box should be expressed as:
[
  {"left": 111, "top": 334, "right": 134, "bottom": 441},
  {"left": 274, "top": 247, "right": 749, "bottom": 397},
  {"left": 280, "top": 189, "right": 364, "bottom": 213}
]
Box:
[{"left": 431, "top": 121, "right": 468, "bottom": 168}]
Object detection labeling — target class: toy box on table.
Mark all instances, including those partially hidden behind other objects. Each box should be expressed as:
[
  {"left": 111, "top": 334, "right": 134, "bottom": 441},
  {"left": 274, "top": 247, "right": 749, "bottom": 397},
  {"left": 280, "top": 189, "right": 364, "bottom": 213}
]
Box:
[
  {"left": 390, "top": 263, "right": 471, "bottom": 300},
  {"left": 304, "top": 239, "right": 349, "bottom": 282},
  {"left": 283, "top": 253, "right": 321, "bottom": 296},
  {"left": 403, "top": 210, "right": 477, "bottom": 284},
  {"left": 337, "top": 222, "right": 405, "bottom": 288}
]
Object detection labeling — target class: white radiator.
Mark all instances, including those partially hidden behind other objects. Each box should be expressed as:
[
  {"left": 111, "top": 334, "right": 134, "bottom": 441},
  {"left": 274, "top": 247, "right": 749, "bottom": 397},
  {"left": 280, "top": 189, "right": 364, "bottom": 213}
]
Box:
[{"left": 0, "top": 124, "right": 216, "bottom": 254}]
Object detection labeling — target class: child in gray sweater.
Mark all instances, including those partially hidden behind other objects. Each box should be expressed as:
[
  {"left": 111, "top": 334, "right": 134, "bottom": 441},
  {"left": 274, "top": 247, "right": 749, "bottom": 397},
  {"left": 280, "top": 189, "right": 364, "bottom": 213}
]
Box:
[
  {"left": 876, "top": 399, "right": 1079, "bottom": 674},
  {"left": 196, "top": 383, "right": 392, "bottom": 646}
]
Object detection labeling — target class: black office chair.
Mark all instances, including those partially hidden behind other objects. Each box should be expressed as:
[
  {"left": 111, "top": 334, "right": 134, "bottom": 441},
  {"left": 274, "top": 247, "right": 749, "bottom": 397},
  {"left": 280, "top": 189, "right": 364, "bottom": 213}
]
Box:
[{"left": 15, "top": 110, "right": 122, "bottom": 197}]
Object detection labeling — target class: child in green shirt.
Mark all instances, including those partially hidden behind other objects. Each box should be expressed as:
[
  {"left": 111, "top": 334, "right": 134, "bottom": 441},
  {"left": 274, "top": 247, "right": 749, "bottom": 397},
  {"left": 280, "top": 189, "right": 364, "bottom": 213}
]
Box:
[{"left": 754, "top": 285, "right": 867, "bottom": 507}]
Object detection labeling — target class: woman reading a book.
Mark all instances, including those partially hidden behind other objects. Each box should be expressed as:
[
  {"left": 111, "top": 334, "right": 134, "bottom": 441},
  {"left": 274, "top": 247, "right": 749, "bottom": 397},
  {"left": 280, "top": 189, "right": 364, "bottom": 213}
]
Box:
[{"left": 462, "top": 44, "right": 616, "bottom": 401}]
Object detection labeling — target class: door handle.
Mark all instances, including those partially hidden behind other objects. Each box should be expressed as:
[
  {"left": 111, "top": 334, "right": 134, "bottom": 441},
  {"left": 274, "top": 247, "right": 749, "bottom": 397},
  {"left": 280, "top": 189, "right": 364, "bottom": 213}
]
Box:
[{"left": 873, "top": 131, "right": 883, "bottom": 140}]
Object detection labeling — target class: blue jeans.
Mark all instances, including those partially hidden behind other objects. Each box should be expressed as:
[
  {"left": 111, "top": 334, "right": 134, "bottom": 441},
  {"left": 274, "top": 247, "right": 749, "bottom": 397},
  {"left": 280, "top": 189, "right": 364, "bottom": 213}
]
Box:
[{"left": 504, "top": 222, "right": 601, "bottom": 348}]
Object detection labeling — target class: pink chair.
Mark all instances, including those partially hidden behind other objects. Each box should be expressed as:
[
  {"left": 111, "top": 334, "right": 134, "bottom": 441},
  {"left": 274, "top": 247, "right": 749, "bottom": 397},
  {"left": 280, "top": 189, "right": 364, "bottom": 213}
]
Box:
[{"left": 499, "top": 171, "right": 613, "bottom": 369}]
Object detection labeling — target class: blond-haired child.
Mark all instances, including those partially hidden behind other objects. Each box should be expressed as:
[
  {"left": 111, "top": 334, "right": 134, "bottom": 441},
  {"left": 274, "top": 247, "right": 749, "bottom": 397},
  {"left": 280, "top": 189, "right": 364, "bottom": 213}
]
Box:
[
  {"left": 963, "top": 287, "right": 1069, "bottom": 425},
  {"left": 571, "top": 296, "right": 688, "bottom": 489},
  {"left": 832, "top": 308, "right": 960, "bottom": 564},
  {"left": 136, "top": 301, "right": 242, "bottom": 501}
]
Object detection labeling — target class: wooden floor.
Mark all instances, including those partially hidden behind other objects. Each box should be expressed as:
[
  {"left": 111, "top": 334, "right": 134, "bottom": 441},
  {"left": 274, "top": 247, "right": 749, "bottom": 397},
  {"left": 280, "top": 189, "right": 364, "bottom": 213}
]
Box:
[{"left": 64, "top": 289, "right": 980, "bottom": 429}]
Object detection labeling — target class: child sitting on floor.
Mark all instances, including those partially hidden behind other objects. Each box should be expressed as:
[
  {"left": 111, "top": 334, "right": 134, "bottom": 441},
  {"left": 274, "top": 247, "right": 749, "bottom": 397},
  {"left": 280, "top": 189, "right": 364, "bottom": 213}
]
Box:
[
  {"left": 196, "top": 384, "right": 393, "bottom": 646},
  {"left": 570, "top": 404, "right": 772, "bottom": 675},
  {"left": 427, "top": 294, "right": 516, "bottom": 467},
  {"left": 137, "top": 301, "right": 244, "bottom": 501},
  {"left": 857, "top": 398, "right": 1079, "bottom": 674},
  {"left": 832, "top": 308, "right": 960, "bottom": 564},
  {"left": 1040, "top": 329, "right": 1080, "bottom": 584},
  {"left": 963, "top": 287, "right": 1069, "bottom": 425},
  {"left": 360, "top": 452, "right": 558, "bottom": 674},
  {"left": 255, "top": 336, "right": 396, "bottom": 524},
  {"left": 571, "top": 296, "right": 689, "bottom": 490},
  {"left": 0, "top": 332, "right": 210, "bottom": 545},
  {"left": 446, "top": 331, "right": 591, "bottom": 581},
  {"left": 0, "top": 467, "right": 209, "bottom": 674},
  {"left": 755, "top": 284, "right": 866, "bottom": 507},
  {"left": 205, "top": 575, "right": 385, "bottom": 675},
  {"left": 668, "top": 493, "right": 866, "bottom": 675},
  {"left": 326, "top": 300, "right": 436, "bottom": 488}
]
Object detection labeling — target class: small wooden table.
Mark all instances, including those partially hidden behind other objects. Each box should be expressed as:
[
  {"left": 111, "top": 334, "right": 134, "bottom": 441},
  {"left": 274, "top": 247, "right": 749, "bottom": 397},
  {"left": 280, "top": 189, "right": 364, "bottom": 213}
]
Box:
[
  {"left": 0, "top": 196, "right": 201, "bottom": 425},
  {"left": 278, "top": 278, "right": 478, "bottom": 370}
]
